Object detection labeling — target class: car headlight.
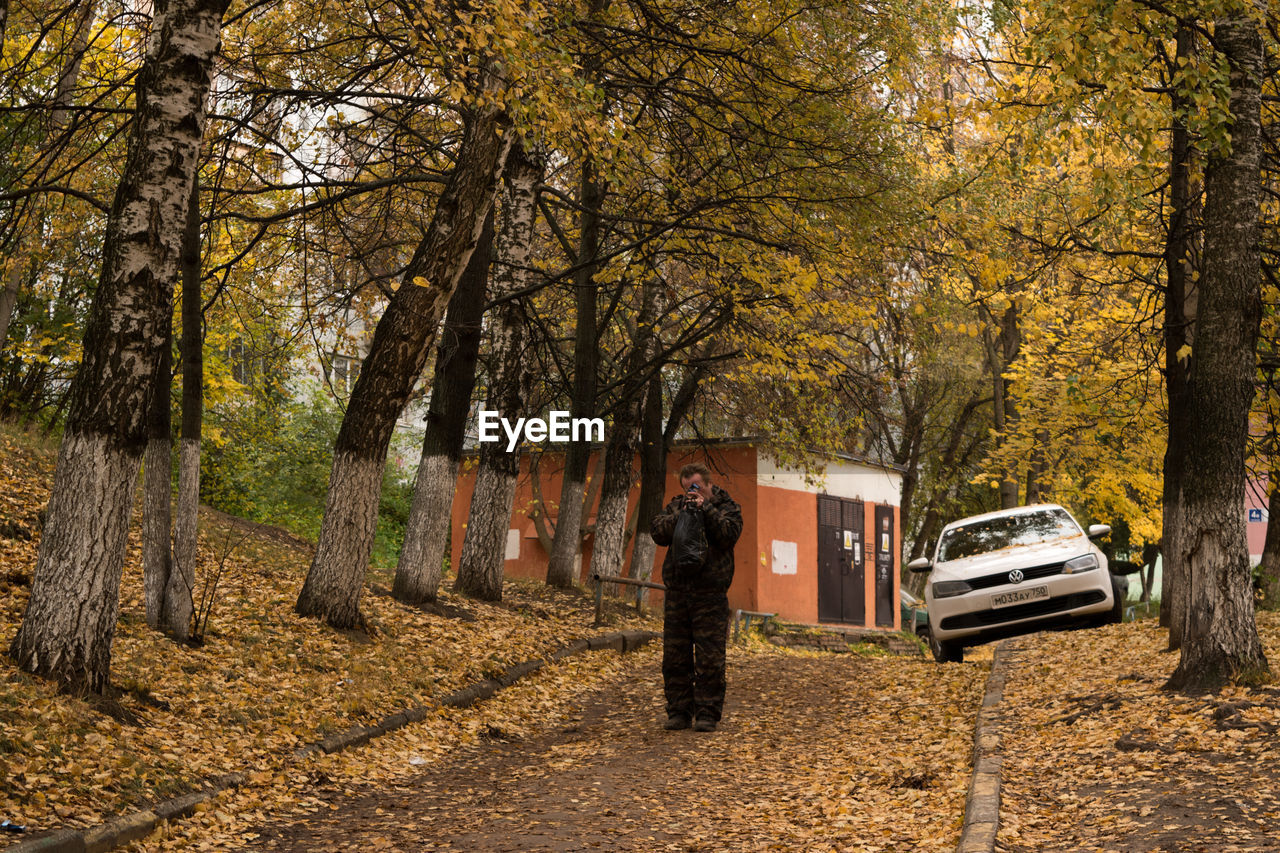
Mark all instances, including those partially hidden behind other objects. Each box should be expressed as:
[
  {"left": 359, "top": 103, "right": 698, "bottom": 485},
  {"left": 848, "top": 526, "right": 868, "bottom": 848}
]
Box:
[
  {"left": 1063, "top": 554, "right": 1099, "bottom": 574},
  {"left": 932, "top": 580, "right": 973, "bottom": 598}
]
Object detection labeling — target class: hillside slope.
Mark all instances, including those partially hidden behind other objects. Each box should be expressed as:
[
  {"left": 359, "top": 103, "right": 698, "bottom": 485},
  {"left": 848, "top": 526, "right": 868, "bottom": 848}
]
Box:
[{"left": 0, "top": 425, "right": 658, "bottom": 837}]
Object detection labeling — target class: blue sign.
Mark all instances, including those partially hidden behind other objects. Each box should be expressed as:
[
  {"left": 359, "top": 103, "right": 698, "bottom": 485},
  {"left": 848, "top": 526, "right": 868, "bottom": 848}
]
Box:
[{"left": 1249, "top": 508, "right": 1265, "bottom": 523}]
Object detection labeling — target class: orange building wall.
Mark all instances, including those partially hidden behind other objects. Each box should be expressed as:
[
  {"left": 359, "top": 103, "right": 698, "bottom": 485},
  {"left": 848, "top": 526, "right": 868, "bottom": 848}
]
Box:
[
  {"left": 449, "top": 445, "right": 760, "bottom": 608},
  {"left": 752, "top": 485, "right": 819, "bottom": 623},
  {"left": 447, "top": 444, "right": 899, "bottom": 630}
]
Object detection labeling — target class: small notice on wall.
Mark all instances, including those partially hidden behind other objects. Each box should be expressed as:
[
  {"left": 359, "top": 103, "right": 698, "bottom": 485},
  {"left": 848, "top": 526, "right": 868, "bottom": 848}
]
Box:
[
  {"left": 505, "top": 529, "right": 521, "bottom": 561},
  {"left": 772, "top": 540, "right": 798, "bottom": 575}
]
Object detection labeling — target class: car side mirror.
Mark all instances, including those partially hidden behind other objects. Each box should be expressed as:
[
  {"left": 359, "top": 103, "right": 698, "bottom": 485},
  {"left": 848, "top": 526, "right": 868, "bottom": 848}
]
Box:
[
  {"left": 1087, "top": 524, "right": 1112, "bottom": 540},
  {"left": 907, "top": 557, "right": 932, "bottom": 573}
]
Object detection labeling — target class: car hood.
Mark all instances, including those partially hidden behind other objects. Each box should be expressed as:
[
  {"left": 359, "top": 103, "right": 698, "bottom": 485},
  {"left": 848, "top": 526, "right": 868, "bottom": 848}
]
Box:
[{"left": 934, "top": 536, "right": 1098, "bottom": 579}]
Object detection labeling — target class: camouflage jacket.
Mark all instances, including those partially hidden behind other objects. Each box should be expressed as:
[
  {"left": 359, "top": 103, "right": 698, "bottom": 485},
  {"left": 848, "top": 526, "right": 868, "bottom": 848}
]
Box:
[{"left": 650, "top": 484, "right": 743, "bottom": 593}]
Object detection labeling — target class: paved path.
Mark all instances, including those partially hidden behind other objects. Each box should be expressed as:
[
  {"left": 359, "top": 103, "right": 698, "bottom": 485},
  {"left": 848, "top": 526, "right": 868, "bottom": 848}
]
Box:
[{"left": 239, "top": 648, "right": 984, "bottom": 852}]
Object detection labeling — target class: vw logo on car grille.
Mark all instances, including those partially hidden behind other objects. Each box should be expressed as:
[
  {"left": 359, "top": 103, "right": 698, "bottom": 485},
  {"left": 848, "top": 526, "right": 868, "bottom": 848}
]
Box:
[{"left": 1008, "top": 569, "right": 1025, "bottom": 584}]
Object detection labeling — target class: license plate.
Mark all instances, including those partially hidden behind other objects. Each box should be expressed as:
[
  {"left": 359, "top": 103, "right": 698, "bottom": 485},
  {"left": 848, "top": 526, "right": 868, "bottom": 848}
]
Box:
[{"left": 991, "top": 585, "right": 1049, "bottom": 608}]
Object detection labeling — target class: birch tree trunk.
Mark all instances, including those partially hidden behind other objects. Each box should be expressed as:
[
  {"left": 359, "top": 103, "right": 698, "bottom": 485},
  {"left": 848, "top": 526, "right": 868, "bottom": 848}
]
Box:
[
  {"left": 590, "top": 411, "right": 639, "bottom": 587},
  {"left": 142, "top": 322, "right": 172, "bottom": 629},
  {"left": 393, "top": 214, "right": 493, "bottom": 605},
  {"left": 296, "top": 100, "right": 512, "bottom": 628},
  {"left": 165, "top": 173, "right": 203, "bottom": 641},
  {"left": 7, "top": 0, "right": 228, "bottom": 693},
  {"left": 1167, "top": 10, "right": 1270, "bottom": 692},
  {"left": 454, "top": 143, "right": 541, "bottom": 602},
  {"left": 593, "top": 278, "right": 662, "bottom": 586},
  {"left": 545, "top": 159, "right": 603, "bottom": 589},
  {"left": 1161, "top": 25, "right": 1197, "bottom": 647}
]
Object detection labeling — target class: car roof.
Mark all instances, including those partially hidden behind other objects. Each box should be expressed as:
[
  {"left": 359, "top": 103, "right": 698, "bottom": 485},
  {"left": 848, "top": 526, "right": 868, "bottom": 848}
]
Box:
[{"left": 940, "top": 503, "right": 1070, "bottom": 532}]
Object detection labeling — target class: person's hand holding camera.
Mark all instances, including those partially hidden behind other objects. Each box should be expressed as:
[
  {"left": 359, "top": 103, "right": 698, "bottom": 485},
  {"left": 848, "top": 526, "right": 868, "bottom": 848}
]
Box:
[{"left": 684, "top": 481, "right": 706, "bottom": 509}]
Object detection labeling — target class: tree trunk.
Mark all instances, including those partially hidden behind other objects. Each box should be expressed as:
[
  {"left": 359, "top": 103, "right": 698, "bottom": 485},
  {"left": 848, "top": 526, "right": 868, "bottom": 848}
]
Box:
[
  {"left": 907, "top": 393, "right": 984, "bottom": 562},
  {"left": 626, "top": 373, "right": 666, "bottom": 601},
  {"left": 983, "top": 304, "right": 1021, "bottom": 509},
  {"left": 7, "top": 0, "right": 228, "bottom": 693},
  {"left": 454, "top": 143, "right": 541, "bottom": 602},
  {"left": 1161, "top": 25, "right": 1198, "bottom": 646},
  {"left": 593, "top": 277, "right": 663, "bottom": 589},
  {"left": 142, "top": 322, "right": 172, "bottom": 629},
  {"left": 394, "top": 213, "right": 493, "bottom": 605},
  {"left": 1167, "top": 11, "right": 1270, "bottom": 692},
  {"left": 891, "top": 382, "right": 926, "bottom": 541},
  {"left": 0, "top": 263, "right": 19, "bottom": 354},
  {"left": 545, "top": 158, "right": 603, "bottom": 589},
  {"left": 591, "top": 411, "right": 640, "bottom": 589},
  {"left": 48, "top": 0, "right": 98, "bottom": 131},
  {"left": 166, "top": 172, "right": 203, "bottom": 641},
  {"left": 296, "top": 98, "right": 512, "bottom": 628},
  {"left": 1025, "top": 430, "right": 1048, "bottom": 504}
]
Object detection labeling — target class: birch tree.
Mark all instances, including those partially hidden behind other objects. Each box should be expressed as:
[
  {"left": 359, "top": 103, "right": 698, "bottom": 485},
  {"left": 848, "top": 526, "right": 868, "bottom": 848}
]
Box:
[
  {"left": 393, "top": 213, "right": 493, "bottom": 606},
  {"left": 589, "top": 277, "right": 662, "bottom": 584},
  {"left": 295, "top": 94, "right": 513, "bottom": 627},
  {"left": 8, "top": 0, "right": 229, "bottom": 692},
  {"left": 454, "top": 141, "right": 542, "bottom": 602},
  {"left": 166, "top": 172, "right": 204, "bottom": 640}
]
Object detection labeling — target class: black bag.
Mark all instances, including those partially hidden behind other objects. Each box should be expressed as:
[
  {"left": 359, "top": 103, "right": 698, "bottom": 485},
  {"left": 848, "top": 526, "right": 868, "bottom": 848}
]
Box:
[{"left": 671, "top": 507, "right": 709, "bottom": 573}]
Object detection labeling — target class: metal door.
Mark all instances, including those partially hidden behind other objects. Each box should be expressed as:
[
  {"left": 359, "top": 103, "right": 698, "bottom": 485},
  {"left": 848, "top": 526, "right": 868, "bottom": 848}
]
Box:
[
  {"left": 817, "top": 496, "right": 843, "bottom": 623},
  {"left": 842, "top": 499, "right": 865, "bottom": 624},
  {"left": 874, "top": 504, "right": 895, "bottom": 627},
  {"left": 817, "top": 496, "right": 865, "bottom": 625}
]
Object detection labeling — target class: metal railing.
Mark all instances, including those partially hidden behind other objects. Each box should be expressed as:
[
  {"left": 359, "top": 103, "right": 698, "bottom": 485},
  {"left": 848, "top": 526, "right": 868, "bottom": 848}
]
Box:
[{"left": 591, "top": 573, "right": 666, "bottom": 626}]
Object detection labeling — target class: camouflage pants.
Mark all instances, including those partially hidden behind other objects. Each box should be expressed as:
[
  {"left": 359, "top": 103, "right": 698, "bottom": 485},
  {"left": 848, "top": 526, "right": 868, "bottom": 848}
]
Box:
[{"left": 663, "top": 591, "right": 730, "bottom": 722}]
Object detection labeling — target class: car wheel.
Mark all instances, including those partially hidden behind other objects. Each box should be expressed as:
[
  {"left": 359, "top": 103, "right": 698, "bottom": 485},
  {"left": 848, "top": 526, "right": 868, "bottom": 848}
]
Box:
[
  {"left": 1107, "top": 575, "right": 1125, "bottom": 624},
  {"left": 929, "top": 628, "right": 963, "bottom": 663}
]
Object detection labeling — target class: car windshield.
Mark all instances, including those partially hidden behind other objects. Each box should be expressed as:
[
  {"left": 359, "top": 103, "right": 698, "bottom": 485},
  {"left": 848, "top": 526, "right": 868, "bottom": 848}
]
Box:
[{"left": 936, "top": 509, "right": 1082, "bottom": 562}]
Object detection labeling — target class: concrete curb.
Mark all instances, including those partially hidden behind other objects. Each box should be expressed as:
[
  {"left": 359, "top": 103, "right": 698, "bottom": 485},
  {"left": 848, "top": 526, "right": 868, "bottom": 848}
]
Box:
[
  {"left": 4, "top": 629, "right": 659, "bottom": 853},
  {"left": 956, "top": 640, "right": 1012, "bottom": 853}
]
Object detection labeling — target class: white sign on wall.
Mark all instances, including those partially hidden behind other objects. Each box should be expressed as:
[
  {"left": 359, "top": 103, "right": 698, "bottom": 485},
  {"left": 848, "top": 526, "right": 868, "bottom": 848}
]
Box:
[
  {"left": 772, "top": 540, "right": 798, "bottom": 575},
  {"left": 505, "top": 529, "right": 521, "bottom": 561}
]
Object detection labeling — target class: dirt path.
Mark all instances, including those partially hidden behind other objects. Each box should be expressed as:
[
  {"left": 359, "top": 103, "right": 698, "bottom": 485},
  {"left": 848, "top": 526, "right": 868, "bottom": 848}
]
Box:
[{"left": 237, "top": 647, "right": 984, "bottom": 852}]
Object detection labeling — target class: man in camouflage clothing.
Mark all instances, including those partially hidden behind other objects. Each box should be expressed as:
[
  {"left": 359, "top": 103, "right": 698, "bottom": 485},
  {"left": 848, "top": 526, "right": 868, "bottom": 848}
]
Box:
[{"left": 650, "top": 462, "right": 743, "bottom": 732}]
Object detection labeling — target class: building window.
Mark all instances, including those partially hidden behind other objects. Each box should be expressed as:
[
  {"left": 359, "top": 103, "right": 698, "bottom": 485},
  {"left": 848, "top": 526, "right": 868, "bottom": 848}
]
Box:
[{"left": 328, "top": 353, "right": 362, "bottom": 396}]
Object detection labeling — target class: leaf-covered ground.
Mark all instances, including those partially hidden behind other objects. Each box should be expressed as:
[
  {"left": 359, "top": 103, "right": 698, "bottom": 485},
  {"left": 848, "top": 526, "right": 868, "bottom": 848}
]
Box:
[
  {"left": 0, "top": 425, "right": 660, "bottom": 837},
  {"left": 143, "top": 644, "right": 986, "bottom": 852},
  {"left": 995, "top": 614, "right": 1280, "bottom": 852}
]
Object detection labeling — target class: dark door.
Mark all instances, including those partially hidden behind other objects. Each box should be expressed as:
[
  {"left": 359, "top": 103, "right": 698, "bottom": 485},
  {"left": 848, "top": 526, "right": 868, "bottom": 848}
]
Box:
[
  {"left": 874, "top": 504, "right": 895, "bottom": 627},
  {"left": 842, "top": 499, "right": 865, "bottom": 623},
  {"left": 817, "top": 497, "right": 843, "bottom": 623},
  {"left": 817, "top": 496, "right": 865, "bottom": 625}
]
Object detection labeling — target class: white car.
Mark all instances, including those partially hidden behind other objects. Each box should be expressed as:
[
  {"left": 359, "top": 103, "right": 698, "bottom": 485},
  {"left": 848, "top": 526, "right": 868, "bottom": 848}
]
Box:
[{"left": 908, "top": 504, "right": 1122, "bottom": 663}]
